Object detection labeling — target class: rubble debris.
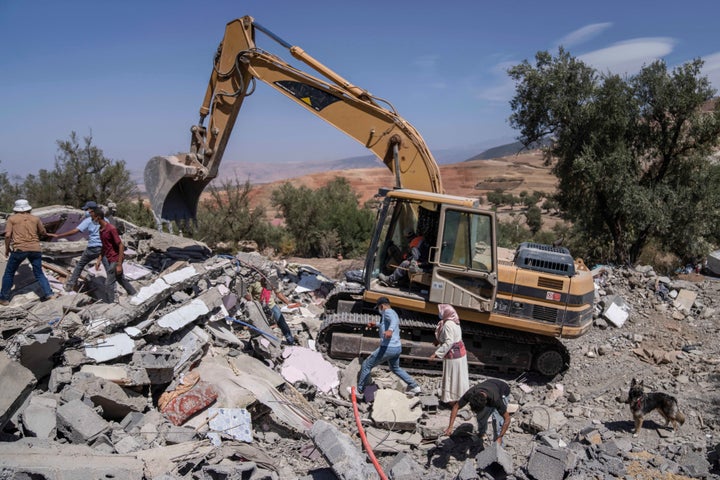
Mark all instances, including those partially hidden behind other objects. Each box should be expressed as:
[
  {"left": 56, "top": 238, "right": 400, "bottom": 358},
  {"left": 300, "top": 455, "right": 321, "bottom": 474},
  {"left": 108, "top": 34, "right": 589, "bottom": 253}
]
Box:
[{"left": 0, "top": 205, "right": 718, "bottom": 478}]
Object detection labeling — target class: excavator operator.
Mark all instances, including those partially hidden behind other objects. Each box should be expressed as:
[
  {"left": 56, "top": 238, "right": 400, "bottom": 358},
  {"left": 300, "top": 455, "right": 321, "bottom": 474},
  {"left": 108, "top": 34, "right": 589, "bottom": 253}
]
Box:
[{"left": 379, "top": 229, "right": 428, "bottom": 287}]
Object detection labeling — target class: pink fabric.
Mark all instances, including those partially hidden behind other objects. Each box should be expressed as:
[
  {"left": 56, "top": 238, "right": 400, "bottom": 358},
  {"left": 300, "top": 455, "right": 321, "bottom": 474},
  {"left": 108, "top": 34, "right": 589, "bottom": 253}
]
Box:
[{"left": 260, "top": 287, "right": 272, "bottom": 305}]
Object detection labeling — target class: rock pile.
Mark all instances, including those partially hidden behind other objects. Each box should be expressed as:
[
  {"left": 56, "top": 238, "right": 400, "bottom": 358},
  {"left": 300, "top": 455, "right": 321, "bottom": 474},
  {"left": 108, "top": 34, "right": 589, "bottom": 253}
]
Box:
[{"left": 0, "top": 207, "right": 718, "bottom": 479}]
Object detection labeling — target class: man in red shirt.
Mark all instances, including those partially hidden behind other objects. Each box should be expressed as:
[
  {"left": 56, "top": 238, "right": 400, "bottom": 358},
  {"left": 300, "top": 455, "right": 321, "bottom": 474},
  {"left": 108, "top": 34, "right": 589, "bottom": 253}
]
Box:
[{"left": 90, "top": 207, "right": 136, "bottom": 303}]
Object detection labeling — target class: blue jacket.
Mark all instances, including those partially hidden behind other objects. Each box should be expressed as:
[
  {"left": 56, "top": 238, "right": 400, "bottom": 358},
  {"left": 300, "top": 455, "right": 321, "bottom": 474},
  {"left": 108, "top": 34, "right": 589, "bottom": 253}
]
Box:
[{"left": 379, "top": 307, "right": 402, "bottom": 348}]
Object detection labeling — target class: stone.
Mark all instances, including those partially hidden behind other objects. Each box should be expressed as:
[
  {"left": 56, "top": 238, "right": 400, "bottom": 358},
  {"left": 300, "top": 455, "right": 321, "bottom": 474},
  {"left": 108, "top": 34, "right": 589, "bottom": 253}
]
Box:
[
  {"left": 0, "top": 352, "right": 37, "bottom": 430},
  {"left": 56, "top": 399, "right": 110, "bottom": 444}
]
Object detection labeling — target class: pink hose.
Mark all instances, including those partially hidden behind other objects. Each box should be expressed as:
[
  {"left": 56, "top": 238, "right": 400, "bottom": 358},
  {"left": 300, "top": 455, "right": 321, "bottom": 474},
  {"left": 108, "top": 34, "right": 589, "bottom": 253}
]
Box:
[{"left": 350, "top": 386, "right": 388, "bottom": 480}]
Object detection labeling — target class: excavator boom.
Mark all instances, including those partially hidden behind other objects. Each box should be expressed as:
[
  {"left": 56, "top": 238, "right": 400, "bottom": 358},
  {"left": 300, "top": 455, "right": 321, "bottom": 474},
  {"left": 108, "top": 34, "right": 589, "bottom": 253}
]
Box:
[{"left": 145, "top": 16, "right": 442, "bottom": 222}]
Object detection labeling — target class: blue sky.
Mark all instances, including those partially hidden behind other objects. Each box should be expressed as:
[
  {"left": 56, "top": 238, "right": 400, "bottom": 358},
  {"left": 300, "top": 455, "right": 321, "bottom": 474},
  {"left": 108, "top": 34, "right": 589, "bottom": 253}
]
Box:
[{"left": 1, "top": 0, "right": 718, "bottom": 179}]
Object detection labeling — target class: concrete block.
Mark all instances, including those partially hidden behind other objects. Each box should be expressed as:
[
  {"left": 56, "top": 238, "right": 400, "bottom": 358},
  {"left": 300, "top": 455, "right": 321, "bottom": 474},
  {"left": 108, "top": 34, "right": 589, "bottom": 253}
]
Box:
[
  {"left": 113, "top": 434, "right": 142, "bottom": 454},
  {"left": 21, "top": 395, "right": 57, "bottom": 438},
  {"left": 56, "top": 399, "right": 110, "bottom": 444},
  {"left": 526, "top": 444, "right": 571, "bottom": 480},
  {"left": 603, "top": 302, "right": 628, "bottom": 327},
  {"left": 132, "top": 349, "right": 180, "bottom": 384},
  {"left": 455, "top": 459, "right": 479, "bottom": 480},
  {"left": 370, "top": 389, "right": 422, "bottom": 431},
  {"left": 160, "top": 423, "right": 198, "bottom": 445},
  {"left": 0, "top": 352, "right": 37, "bottom": 430},
  {"left": 120, "top": 411, "right": 145, "bottom": 433},
  {"left": 674, "top": 289, "right": 697, "bottom": 312},
  {"left": 71, "top": 372, "right": 146, "bottom": 421},
  {"left": 385, "top": 452, "right": 426, "bottom": 479},
  {"left": 475, "top": 441, "right": 513, "bottom": 475},
  {"left": 309, "top": 420, "right": 378, "bottom": 480},
  {"left": 48, "top": 366, "right": 73, "bottom": 393}
]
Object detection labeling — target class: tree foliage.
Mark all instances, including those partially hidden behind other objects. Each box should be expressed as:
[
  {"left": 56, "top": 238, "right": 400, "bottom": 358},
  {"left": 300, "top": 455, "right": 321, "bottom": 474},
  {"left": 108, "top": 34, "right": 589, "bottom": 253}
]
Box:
[
  {"left": 271, "top": 177, "right": 375, "bottom": 258},
  {"left": 186, "top": 177, "right": 280, "bottom": 251},
  {"left": 509, "top": 50, "right": 720, "bottom": 264},
  {"left": 22, "top": 131, "right": 137, "bottom": 209}
]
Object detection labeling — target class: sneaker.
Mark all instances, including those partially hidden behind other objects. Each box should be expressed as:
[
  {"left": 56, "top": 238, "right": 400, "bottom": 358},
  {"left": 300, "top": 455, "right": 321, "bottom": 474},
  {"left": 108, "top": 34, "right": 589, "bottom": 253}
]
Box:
[
  {"left": 41, "top": 294, "right": 58, "bottom": 302},
  {"left": 378, "top": 273, "right": 389, "bottom": 283},
  {"left": 0, "top": 299, "right": 9, "bottom": 306},
  {"left": 407, "top": 385, "right": 421, "bottom": 396}
]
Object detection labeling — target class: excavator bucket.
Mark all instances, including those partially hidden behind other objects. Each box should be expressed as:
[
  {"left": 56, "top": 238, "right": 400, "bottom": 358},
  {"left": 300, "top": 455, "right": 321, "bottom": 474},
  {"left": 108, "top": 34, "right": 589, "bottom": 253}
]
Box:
[{"left": 144, "top": 155, "right": 213, "bottom": 222}]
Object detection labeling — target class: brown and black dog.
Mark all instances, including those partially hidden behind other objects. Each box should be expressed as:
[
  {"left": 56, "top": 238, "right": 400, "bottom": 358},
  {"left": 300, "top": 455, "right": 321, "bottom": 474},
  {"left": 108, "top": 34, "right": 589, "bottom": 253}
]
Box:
[{"left": 628, "top": 378, "right": 685, "bottom": 437}]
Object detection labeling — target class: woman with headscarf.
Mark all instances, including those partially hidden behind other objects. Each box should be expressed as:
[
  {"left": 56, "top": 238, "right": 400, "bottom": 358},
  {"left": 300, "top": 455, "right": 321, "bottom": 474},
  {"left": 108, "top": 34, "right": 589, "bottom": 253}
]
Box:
[{"left": 430, "top": 304, "right": 469, "bottom": 406}]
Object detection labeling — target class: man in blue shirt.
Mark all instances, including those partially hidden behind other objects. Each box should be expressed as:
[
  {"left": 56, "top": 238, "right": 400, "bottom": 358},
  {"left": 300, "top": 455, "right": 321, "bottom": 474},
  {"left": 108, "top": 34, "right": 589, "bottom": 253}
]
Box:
[
  {"left": 50, "top": 201, "right": 102, "bottom": 292},
  {"left": 356, "top": 297, "right": 421, "bottom": 396}
]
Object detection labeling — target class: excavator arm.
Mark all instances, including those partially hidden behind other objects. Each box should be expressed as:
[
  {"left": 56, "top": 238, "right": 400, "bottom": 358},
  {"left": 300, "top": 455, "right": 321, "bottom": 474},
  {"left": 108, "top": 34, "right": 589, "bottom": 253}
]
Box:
[{"left": 145, "top": 15, "right": 443, "bottom": 222}]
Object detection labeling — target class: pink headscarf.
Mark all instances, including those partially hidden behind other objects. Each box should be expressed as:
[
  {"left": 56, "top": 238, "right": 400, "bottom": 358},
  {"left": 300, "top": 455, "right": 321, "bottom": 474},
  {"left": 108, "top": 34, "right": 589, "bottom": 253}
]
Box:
[{"left": 436, "top": 304, "right": 460, "bottom": 339}]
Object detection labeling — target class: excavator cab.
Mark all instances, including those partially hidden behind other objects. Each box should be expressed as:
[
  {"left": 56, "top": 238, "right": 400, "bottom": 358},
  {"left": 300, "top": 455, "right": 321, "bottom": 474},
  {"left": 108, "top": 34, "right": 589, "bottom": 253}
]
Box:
[{"left": 365, "top": 189, "right": 498, "bottom": 313}]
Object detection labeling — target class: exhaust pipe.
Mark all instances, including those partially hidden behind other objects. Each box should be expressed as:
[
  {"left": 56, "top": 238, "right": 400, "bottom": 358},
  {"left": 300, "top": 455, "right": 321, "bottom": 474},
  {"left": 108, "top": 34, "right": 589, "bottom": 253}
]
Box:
[{"left": 144, "top": 154, "right": 213, "bottom": 222}]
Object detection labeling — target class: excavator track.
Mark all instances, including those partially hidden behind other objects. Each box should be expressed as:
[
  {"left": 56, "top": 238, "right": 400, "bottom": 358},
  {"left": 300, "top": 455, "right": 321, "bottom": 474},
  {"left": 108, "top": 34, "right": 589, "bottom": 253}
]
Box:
[{"left": 318, "top": 308, "right": 570, "bottom": 378}]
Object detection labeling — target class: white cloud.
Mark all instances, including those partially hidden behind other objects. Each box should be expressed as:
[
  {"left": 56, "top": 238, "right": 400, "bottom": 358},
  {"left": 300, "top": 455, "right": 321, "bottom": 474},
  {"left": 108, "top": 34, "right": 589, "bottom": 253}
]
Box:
[
  {"left": 556, "top": 22, "right": 613, "bottom": 49},
  {"left": 474, "top": 61, "right": 518, "bottom": 103},
  {"left": 578, "top": 37, "right": 675, "bottom": 75},
  {"left": 701, "top": 52, "right": 720, "bottom": 91}
]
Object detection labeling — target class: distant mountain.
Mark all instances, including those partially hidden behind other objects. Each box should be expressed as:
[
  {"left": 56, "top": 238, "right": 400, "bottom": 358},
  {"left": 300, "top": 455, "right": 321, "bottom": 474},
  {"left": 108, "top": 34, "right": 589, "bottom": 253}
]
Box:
[
  {"left": 466, "top": 138, "right": 550, "bottom": 161},
  {"left": 133, "top": 139, "right": 518, "bottom": 188}
]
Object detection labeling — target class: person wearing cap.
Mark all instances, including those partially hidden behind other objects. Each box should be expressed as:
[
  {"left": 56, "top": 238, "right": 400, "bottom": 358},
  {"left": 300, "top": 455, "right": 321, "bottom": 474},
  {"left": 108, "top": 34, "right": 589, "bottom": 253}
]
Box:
[
  {"left": 0, "top": 199, "right": 55, "bottom": 305},
  {"left": 48, "top": 200, "right": 102, "bottom": 292},
  {"left": 90, "top": 207, "right": 136, "bottom": 303},
  {"left": 356, "top": 296, "right": 421, "bottom": 396},
  {"left": 378, "top": 229, "right": 428, "bottom": 287}
]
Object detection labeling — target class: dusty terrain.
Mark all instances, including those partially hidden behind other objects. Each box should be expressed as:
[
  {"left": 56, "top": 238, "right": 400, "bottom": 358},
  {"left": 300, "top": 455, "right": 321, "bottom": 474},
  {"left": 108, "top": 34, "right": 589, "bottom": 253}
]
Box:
[
  {"left": 242, "top": 150, "right": 559, "bottom": 226},
  {"left": 289, "top": 259, "right": 720, "bottom": 479}
]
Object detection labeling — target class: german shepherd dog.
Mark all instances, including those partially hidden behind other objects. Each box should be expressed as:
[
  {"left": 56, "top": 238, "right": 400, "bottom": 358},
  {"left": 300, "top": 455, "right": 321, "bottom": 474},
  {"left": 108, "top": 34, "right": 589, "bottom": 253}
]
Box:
[{"left": 628, "top": 378, "right": 685, "bottom": 436}]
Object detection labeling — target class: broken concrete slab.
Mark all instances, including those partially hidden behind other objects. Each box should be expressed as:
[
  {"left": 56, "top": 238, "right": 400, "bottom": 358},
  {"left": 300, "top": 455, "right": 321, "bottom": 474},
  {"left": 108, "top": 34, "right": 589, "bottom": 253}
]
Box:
[
  {"left": 526, "top": 444, "right": 574, "bottom": 480},
  {"left": 17, "top": 329, "right": 64, "bottom": 379},
  {"left": 673, "top": 289, "right": 697, "bottom": 312},
  {"left": 56, "top": 398, "right": 110, "bottom": 444},
  {"left": 310, "top": 420, "right": 378, "bottom": 480},
  {"left": 475, "top": 441, "right": 513, "bottom": 475},
  {"left": 370, "top": 389, "right": 422, "bottom": 431},
  {"left": 0, "top": 437, "right": 145, "bottom": 479},
  {"left": 131, "top": 349, "right": 179, "bottom": 384},
  {"left": 0, "top": 352, "right": 37, "bottom": 430},
  {"left": 21, "top": 394, "right": 58, "bottom": 438},
  {"left": 602, "top": 296, "right": 629, "bottom": 328},
  {"left": 84, "top": 332, "right": 135, "bottom": 363},
  {"left": 70, "top": 372, "right": 146, "bottom": 420}
]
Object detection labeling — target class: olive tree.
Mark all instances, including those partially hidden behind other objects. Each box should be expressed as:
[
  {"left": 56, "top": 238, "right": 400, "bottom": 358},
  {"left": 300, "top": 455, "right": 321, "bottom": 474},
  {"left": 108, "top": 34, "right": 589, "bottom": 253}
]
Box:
[
  {"left": 508, "top": 49, "right": 720, "bottom": 264},
  {"left": 22, "top": 131, "right": 137, "bottom": 208}
]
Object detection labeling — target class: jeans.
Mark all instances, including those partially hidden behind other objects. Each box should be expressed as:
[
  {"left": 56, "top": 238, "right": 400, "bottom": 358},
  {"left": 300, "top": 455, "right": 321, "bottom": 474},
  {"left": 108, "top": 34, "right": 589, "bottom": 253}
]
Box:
[
  {"left": 475, "top": 395, "right": 509, "bottom": 442},
  {"left": 1, "top": 251, "right": 53, "bottom": 300},
  {"left": 269, "top": 305, "right": 295, "bottom": 344},
  {"left": 357, "top": 344, "right": 417, "bottom": 393},
  {"left": 65, "top": 246, "right": 102, "bottom": 289},
  {"left": 102, "top": 258, "right": 137, "bottom": 303}
]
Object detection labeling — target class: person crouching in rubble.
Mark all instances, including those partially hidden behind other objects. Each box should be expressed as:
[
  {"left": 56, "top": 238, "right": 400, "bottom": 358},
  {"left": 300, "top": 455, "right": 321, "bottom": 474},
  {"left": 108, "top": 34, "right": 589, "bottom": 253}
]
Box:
[
  {"left": 444, "top": 378, "right": 511, "bottom": 447},
  {"left": 90, "top": 207, "right": 137, "bottom": 303},
  {"left": 245, "top": 277, "right": 296, "bottom": 345}
]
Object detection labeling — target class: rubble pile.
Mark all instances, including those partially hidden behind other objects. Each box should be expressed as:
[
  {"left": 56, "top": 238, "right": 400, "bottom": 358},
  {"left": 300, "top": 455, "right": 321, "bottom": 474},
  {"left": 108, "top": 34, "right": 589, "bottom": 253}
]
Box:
[{"left": 0, "top": 208, "right": 719, "bottom": 479}]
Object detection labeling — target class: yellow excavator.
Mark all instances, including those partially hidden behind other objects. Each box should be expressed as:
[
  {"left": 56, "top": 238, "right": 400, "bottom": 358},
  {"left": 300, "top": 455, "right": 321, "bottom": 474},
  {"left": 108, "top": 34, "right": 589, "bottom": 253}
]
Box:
[{"left": 144, "top": 16, "right": 595, "bottom": 377}]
